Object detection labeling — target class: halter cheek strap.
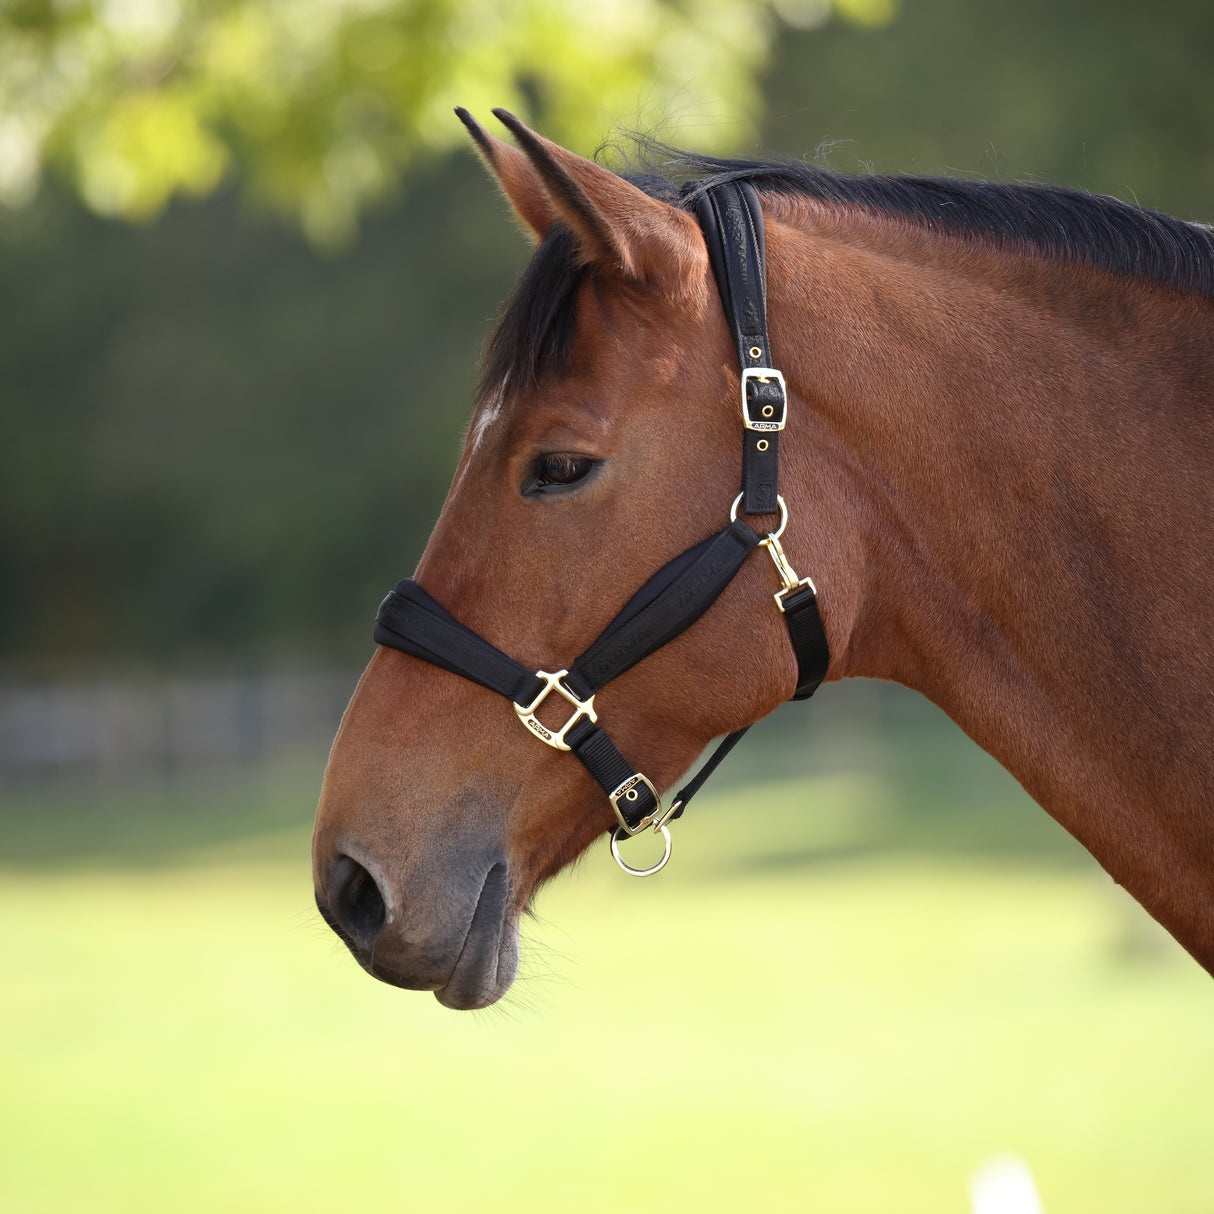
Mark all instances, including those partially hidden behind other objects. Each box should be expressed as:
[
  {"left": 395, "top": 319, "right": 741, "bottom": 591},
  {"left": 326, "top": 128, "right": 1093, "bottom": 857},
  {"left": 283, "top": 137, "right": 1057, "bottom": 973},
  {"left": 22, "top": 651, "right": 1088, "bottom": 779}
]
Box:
[
  {"left": 372, "top": 180, "right": 829, "bottom": 874},
  {"left": 693, "top": 180, "right": 784, "bottom": 515},
  {"left": 692, "top": 182, "right": 828, "bottom": 702}
]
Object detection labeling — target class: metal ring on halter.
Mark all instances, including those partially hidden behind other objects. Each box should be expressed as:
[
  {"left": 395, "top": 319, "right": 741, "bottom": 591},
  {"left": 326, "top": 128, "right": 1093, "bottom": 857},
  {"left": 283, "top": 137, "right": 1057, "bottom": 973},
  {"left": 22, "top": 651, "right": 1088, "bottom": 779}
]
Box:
[
  {"left": 610, "top": 824, "right": 672, "bottom": 877},
  {"left": 729, "top": 492, "right": 788, "bottom": 539}
]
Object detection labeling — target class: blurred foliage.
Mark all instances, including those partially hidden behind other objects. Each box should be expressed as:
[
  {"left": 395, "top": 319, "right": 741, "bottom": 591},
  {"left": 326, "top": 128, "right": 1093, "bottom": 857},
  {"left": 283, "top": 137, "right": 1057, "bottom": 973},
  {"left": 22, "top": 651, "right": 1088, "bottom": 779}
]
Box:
[
  {"left": 0, "top": 153, "right": 523, "bottom": 667},
  {"left": 762, "top": 0, "right": 1214, "bottom": 222},
  {"left": 0, "top": 0, "right": 892, "bottom": 245},
  {"left": 1, "top": 0, "right": 1211, "bottom": 672}
]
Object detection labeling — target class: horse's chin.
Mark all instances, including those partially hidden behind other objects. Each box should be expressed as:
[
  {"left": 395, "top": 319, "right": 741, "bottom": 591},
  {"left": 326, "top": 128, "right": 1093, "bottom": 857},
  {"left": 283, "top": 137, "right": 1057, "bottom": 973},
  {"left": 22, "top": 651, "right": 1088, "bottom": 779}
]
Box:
[
  {"left": 357, "top": 925, "right": 518, "bottom": 1008},
  {"left": 381, "top": 859, "right": 518, "bottom": 1011},
  {"left": 433, "top": 916, "right": 520, "bottom": 1010}
]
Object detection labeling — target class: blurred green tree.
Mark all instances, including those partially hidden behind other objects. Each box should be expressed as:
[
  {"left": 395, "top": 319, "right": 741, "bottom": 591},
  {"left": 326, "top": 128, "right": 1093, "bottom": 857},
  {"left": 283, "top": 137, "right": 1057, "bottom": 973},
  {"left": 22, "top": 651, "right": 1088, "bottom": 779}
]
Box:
[
  {"left": 761, "top": 0, "right": 1214, "bottom": 223},
  {"left": 0, "top": 157, "right": 528, "bottom": 667},
  {"left": 0, "top": 0, "right": 892, "bottom": 246},
  {"left": 4, "top": 0, "right": 1211, "bottom": 673}
]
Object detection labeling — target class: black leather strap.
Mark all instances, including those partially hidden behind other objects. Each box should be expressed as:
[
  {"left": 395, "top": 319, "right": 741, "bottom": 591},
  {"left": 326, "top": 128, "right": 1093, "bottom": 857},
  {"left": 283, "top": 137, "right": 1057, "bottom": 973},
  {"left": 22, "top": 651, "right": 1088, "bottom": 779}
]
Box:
[{"left": 693, "top": 181, "right": 785, "bottom": 517}]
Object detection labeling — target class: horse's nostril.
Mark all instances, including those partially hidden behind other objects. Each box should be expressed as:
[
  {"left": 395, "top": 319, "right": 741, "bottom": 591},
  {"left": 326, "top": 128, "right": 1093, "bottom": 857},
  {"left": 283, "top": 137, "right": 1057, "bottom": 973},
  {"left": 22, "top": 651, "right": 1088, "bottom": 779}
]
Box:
[{"left": 327, "top": 855, "right": 387, "bottom": 950}]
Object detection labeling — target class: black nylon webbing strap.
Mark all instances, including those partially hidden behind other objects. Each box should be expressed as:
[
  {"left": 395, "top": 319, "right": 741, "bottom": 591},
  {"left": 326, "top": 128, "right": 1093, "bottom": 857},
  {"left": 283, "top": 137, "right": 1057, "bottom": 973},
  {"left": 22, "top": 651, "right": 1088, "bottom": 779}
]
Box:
[
  {"left": 668, "top": 727, "right": 750, "bottom": 822},
  {"left": 696, "top": 180, "right": 829, "bottom": 702},
  {"left": 781, "top": 584, "right": 830, "bottom": 700},
  {"left": 374, "top": 580, "right": 542, "bottom": 706},
  {"left": 566, "top": 519, "right": 758, "bottom": 697},
  {"left": 567, "top": 718, "right": 659, "bottom": 830},
  {"left": 375, "top": 578, "right": 660, "bottom": 827},
  {"left": 372, "top": 522, "right": 762, "bottom": 835},
  {"left": 693, "top": 181, "right": 784, "bottom": 516}
]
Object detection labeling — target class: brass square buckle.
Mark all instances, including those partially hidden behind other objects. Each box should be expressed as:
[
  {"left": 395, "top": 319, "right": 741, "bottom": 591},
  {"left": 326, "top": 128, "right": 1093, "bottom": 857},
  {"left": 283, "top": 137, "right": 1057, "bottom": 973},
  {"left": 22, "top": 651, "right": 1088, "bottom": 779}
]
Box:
[
  {"left": 609, "top": 773, "right": 665, "bottom": 835},
  {"left": 741, "top": 367, "right": 787, "bottom": 432},
  {"left": 514, "top": 669, "right": 596, "bottom": 751}
]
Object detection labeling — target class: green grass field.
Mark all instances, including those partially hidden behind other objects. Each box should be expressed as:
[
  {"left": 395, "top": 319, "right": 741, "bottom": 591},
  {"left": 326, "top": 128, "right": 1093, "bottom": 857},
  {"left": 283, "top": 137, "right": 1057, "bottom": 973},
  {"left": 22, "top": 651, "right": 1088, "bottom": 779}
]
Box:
[{"left": 2, "top": 687, "right": 1211, "bottom": 1212}]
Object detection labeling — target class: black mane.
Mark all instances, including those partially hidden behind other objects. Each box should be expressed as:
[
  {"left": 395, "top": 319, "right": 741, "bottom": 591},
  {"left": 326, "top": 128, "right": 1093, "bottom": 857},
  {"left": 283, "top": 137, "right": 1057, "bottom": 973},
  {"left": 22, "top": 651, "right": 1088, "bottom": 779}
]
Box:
[
  {"left": 480, "top": 153, "right": 1214, "bottom": 399},
  {"left": 661, "top": 152, "right": 1214, "bottom": 298}
]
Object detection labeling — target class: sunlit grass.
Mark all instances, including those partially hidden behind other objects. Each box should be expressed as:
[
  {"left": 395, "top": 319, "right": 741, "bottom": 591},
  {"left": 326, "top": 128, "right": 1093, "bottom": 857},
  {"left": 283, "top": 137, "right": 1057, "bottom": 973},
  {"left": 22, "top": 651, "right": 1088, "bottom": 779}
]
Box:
[
  {"left": 3, "top": 712, "right": 1212, "bottom": 1212},
  {"left": 2, "top": 684, "right": 1214, "bottom": 1214}
]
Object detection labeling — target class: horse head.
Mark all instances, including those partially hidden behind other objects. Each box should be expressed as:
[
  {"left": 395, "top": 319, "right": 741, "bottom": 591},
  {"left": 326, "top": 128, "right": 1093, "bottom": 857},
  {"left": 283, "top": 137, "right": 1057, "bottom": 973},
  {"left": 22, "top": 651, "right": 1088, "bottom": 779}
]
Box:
[{"left": 311, "top": 111, "right": 822, "bottom": 1008}]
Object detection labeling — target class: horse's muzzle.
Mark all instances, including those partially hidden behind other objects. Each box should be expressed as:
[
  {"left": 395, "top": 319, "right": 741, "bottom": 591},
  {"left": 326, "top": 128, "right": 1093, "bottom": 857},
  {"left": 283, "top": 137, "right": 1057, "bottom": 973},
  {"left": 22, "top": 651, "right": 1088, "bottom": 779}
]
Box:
[{"left": 316, "top": 850, "right": 519, "bottom": 1010}]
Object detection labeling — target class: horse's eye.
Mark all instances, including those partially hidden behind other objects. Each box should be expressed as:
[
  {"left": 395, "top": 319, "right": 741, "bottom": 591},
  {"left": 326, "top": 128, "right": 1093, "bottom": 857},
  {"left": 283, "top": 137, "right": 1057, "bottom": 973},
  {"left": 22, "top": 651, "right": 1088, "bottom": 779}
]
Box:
[
  {"left": 525, "top": 453, "right": 597, "bottom": 495},
  {"left": 537, "top": 454, "right": 592, "bottom": 484}
]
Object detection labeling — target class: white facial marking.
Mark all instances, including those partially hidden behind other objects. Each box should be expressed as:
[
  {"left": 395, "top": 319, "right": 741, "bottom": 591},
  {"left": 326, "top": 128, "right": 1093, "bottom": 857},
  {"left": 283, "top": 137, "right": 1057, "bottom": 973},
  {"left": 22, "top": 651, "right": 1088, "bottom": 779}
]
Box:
[
  {"left": 451, "top": 378, "right": 507, "bottom": 496},
  {"left": 470, "top": 380, "right": 506, "bottom": 454}
]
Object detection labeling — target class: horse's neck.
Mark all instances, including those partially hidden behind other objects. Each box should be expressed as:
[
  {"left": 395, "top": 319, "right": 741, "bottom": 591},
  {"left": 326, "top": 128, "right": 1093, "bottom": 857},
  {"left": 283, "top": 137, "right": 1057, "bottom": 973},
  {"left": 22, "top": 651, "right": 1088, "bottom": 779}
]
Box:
[{"left": 769, "top": 212, "right": 1214, "bottom": 967}]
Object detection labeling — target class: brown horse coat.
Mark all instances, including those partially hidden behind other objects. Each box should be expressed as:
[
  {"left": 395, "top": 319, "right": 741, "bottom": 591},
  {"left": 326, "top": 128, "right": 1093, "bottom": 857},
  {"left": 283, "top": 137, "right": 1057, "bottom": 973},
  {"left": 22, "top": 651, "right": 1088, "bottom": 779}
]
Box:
[{"left": 314, "top": 111, "right": 1214, "bottom": 1008}]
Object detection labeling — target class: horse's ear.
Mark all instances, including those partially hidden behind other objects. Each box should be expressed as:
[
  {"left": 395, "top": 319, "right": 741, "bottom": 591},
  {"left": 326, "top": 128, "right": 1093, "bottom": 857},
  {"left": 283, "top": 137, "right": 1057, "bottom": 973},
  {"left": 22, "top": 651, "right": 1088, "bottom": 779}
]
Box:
[
  {"left": 456, "top": 108, "right": 559, "bottom": 243},
  {"left": 468, "top": 108, "right": 705, "bottom": 296}
]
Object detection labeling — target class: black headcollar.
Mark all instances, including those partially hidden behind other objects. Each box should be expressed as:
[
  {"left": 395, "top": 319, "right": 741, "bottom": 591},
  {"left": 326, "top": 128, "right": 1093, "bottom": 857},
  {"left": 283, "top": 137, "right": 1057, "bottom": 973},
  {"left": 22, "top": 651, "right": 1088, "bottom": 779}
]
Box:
[{"left": 372, "top": 181, "right": 828, "bottom": 874}]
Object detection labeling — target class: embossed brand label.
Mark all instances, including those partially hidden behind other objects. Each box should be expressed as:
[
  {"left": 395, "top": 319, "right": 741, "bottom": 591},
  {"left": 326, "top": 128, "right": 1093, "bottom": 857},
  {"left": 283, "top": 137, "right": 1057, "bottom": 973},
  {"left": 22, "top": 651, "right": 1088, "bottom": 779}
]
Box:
[{"left": 525, "top": 720, "right": 554, "bottom": 743}]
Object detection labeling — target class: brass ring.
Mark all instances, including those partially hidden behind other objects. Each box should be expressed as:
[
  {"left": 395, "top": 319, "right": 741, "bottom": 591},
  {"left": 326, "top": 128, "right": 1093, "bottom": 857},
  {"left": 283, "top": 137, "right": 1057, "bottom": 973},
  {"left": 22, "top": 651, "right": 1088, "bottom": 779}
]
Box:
[
  {"left": 729, "top": 492, "right": 788, "bottom": 538},
  {"left": 610, "top": 825, "right": 672, "bottom": 877}
]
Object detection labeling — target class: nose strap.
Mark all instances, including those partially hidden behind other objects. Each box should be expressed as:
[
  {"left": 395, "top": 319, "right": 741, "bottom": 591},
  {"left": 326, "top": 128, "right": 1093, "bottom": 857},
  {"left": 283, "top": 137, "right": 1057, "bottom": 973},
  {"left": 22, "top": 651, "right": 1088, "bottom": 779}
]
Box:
[
  {"left": 374, "top": 579, "right": 544, "bottom": 705},
  {"left": 374, "top": 519, "right": 760, "bottom": 833}
]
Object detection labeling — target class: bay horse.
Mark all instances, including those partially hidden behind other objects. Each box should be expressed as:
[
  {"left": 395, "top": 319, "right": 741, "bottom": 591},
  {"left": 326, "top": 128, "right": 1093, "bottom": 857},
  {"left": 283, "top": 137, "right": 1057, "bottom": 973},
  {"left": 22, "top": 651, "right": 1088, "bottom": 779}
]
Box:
[{"left": 313, "top": 108, "right": 1214, "bottom": 1009}]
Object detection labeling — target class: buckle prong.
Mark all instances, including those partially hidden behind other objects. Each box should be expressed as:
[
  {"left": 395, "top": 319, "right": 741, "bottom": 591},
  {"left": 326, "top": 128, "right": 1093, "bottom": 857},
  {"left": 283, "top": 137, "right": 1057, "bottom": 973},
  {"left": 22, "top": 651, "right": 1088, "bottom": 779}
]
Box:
[{"left": 608, "top": 773, "right": 664, "bottom": 834}]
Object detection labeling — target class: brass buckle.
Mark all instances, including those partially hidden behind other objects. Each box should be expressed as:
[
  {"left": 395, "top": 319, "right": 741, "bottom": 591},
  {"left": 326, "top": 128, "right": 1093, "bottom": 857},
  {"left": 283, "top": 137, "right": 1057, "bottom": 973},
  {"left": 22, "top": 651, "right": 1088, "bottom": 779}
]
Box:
[
  {"left": 608, "top": 773, "right": 665, "bottom": 835},
  {"left": 609, "top": 775, "right": 675, "bottom": 876},
  {"left": 741, "top": 367, "right": 787, "bottom": 432},
  {"left": 514, "top": 669, "right": 596, "bottom": 751}
]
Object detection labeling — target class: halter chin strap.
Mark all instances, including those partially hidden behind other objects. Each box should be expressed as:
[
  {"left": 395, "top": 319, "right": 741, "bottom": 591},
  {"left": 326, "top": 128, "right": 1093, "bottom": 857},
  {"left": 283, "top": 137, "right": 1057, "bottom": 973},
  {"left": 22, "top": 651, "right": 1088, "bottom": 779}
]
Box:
[{"left": 372, "top": 180, "right": 829, "bottom": 874}]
